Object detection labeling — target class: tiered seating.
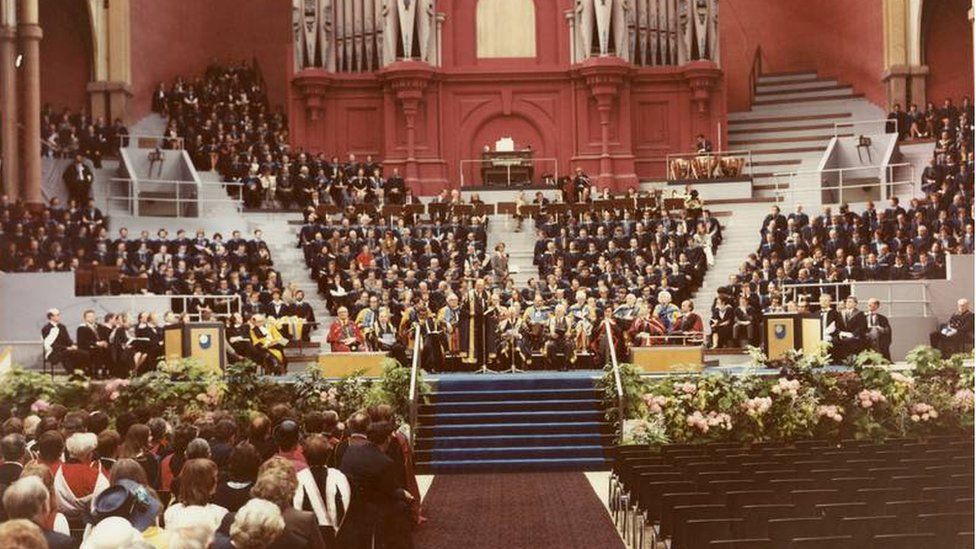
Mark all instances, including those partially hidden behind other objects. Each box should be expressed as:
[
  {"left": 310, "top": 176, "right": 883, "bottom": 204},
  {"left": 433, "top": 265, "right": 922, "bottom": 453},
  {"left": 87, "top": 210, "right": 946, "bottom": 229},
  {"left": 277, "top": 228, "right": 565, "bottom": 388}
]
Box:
[{"left": 611, "top": 437, "right": 974, "bottom": 548}]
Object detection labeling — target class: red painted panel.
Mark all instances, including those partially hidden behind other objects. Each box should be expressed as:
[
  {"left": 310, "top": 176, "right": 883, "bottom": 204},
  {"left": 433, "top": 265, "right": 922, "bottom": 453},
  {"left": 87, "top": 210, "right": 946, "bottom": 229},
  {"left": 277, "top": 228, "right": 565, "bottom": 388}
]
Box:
[
  {"left": 721, "top": 0, "right": 885, "bottom": 111},
  {"left": 924, "top": 0, "right": 974, "bottom": 104},
  {"left": 39, "top": 0, "right": 91, "bottom": 111}
]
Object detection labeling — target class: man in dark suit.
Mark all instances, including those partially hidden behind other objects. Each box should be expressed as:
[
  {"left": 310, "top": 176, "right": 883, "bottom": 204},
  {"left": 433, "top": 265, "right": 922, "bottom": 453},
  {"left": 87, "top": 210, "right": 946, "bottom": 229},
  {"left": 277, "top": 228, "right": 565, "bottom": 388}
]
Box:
[
  {"left": 931, "top": 299, "right": 975, "bottom": 356},
  {"left": 41, "top": 309, "right": 88, "bottom": 374},
  {"left": 2, "top": 476, "right": 79, "bottom": 549},
  {"left": 384, "top": 168, "right": 405, "bottom": 205},
  {"left": 818, "top": 295, "right": 844, "bottom": 362},
  {"left": 76, "top": 309, "right": 109, "bottom": 378},
  {"left": 62, "top": 155, "right": 94, "bottom": 206},
  {"left": 864, "top": 298, "right": 893, "bottom": 360},
  {"left": 836, "top": 296, "right": 868, "bottom": 360},
  {"left": 338, "top": 414, "right": 413, "bottom": 549}
]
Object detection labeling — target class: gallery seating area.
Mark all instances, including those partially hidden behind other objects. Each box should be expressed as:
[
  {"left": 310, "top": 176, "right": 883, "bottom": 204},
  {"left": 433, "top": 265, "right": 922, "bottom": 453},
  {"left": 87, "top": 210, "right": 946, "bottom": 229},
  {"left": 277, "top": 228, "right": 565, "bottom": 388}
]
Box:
[{"left": 612, "top": 437, "right": 975, "bottom": 548}]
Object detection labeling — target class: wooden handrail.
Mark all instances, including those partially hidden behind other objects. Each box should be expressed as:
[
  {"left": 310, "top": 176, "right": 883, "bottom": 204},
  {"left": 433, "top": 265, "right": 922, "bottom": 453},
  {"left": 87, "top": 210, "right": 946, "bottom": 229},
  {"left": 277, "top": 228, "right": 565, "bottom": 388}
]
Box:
[{"left": 748, "top": 46, "right": 764, "bottom": 106}]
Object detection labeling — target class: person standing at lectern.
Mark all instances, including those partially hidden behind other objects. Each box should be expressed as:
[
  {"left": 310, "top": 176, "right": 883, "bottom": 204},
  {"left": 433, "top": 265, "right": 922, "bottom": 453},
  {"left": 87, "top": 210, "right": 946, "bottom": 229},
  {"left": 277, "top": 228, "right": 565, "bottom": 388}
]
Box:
[{"left": 864, "top": 298, "right": 892, "bottom": 360}]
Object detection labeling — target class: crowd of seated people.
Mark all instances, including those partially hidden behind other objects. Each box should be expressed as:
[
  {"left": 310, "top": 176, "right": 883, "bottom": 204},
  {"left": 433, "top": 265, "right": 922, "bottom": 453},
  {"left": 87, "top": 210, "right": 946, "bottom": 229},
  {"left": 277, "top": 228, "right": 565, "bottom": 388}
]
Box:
[
  {"left": 711, "top": 126, "right": 973, "bottom": 350},
  {"left": 0, "top": 397, "right": 420, "bottom": 548},
  {"left": 40, "top": 105, "right": 129, "bottom": 168},
  {"left": 294, "top": 191, "right": 716, "bottom": 370},
  {"left": 888, "top": 96, "right": 973, "bottom": 144},
  {"left": 1, "top": 195, "right": 288, "bottom": 299}
]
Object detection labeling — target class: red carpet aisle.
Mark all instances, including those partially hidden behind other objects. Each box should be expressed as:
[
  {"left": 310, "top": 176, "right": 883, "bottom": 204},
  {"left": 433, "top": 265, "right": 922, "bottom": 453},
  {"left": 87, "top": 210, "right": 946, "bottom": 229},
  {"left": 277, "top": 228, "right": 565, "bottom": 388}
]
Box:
[{"left": 413, "top": 472, "right": 625, "bottom": 549}]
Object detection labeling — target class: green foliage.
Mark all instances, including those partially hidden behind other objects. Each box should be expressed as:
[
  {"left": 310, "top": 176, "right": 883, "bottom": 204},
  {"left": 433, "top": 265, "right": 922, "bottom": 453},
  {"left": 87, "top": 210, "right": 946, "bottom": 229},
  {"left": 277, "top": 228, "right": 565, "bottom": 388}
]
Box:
[
  {"left": 598, "top": 363, "right": 648, "bottom": 424},
  {"left": 0, "top": 368, "right": 55, "bottom": 416}
]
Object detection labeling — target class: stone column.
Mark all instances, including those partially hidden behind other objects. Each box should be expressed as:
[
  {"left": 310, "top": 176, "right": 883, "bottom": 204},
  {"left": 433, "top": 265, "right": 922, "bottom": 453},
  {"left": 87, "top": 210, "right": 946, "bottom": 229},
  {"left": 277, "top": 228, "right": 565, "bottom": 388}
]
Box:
[
  {"left": 382, "top": 60, "right": 434, "bottom": 190},
  {"left": 0, "top": 0, "right": 18, "bottom": 199},
  {"left": 293, "top": 70, "right": 333, "bottom": 153},
  {"left": 579, "top": 57, "right": 629, "bottom": 188},
  {"left": 685, "top": 60, "right": 722, "bottom": 138},
  {"left": 18, "top": 0, "right": 41, "bottom": 208}
]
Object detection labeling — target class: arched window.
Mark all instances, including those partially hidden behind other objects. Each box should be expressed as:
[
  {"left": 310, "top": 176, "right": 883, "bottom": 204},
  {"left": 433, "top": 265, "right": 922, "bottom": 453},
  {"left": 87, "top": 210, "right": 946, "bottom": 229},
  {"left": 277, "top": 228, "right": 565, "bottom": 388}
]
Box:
[{"left": 476, "top": 0, "right": 536, "bottom": 58}]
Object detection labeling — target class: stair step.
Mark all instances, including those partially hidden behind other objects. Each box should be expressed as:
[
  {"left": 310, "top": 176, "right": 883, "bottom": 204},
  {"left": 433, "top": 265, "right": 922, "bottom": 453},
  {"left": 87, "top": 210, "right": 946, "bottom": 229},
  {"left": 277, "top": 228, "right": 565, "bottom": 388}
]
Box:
[
  {"left": 756, "top": 71, "right": 819, "bottom": 84},
  {"left": 417, "top": 457, "right": 609, "bottom": 473},
  {"left": 420, "top": 399, "right": 602, "bottom": 414},
  {"left": 419, "top": 421, "right": 608, "bottom": 437},
  {"left": 729, "top": 134, "right": 846, "bottom": 146},
  {"left": 416, "top": 445, "right": 607, "bottom": 461},
  {"left": 753, "top": 93, "right": 865, "bottom": 107},
  {"left": 729, "top": 112, "right": 852, "bottom": 125},
  {"left": 434, "top": 374, "right": 597, "bottom": 392},
  {"left": 430, "top": 387, "right": 600, "bottom": 402},
  {"left": 754, "top": 84, "right": 853, "bottom": 98},
  {"left": 414, "top": 433, "right": 614, "bottom": 450},
  {"left": 419, "top": 410, "right": 605, "bottom": 425}
]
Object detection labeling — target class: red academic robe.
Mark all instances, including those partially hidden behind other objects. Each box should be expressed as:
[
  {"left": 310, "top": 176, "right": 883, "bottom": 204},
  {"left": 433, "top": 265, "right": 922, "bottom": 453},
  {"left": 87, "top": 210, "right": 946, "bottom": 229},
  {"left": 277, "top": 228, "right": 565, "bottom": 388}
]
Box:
[{"left": 327, "top": 320, "right": 364, "bottom": 352}]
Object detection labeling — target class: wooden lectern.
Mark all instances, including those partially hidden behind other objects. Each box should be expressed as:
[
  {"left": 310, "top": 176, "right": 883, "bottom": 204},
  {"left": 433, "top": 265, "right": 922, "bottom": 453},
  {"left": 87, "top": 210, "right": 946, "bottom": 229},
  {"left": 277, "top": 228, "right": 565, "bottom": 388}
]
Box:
[
  {"left": 163, "top": 322, "right": 226, "bottom": 373},
  {"left": 764, "top": 313, "right": 823, "bottom": 360}
]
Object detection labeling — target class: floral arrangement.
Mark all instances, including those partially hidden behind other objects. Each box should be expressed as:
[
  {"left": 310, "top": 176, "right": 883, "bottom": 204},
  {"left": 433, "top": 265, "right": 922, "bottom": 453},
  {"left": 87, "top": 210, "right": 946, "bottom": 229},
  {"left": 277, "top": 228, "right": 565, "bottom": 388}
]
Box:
[
  {"left": 601, "top": 345, "right": 974, "bottom": 447},
  {"left": 0, "top": 357, "right": 425, "bottom": 426}
]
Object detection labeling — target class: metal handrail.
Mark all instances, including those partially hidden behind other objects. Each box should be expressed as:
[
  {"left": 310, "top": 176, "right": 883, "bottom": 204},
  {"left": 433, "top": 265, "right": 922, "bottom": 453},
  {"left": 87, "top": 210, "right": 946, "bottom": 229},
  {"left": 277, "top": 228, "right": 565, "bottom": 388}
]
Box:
[
  {"left": 748, "top": 46, "right": 763, "bottom": 106},
  {"left": 779, "top": 281, "right": 932, "bottom": 317},
  {"left": 121, "top": 134, "right": 185, "bottom": 149},
  {"left": 605, "top": 319, "right": 625, "bottom": 443},
  {"left": 106, "top": 177, "right": 243, "bottom": 217},
  {"left": 407, "top": 324, "right": 422, "bottom": 447},
  {"left": 833, "top": 118, "right": 898, "bottom": 138},
  {"left": 771, "top": 163, "right": 916, "bottom": 205}
]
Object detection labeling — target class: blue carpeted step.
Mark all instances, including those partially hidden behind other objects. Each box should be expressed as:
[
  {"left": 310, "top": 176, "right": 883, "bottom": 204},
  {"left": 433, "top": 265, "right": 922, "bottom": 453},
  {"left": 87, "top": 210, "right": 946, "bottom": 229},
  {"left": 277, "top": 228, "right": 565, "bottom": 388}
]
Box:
[
  {"left": 434, "top": 373, "right": 598, "bottom": 392},
  {"left": 420, "top": 398, "right": 602, "bottom": 414},
  {"left": 415, "top": 433, "right": 615, "bottom": 450},
  {"left": 419, "top": 410, "right": 605, "bottom": 425},
  {"left": 420, "top": 421, "right": 608, "bottom": 437},
  {"left": 429, "top": 388, "right": 600, "bottom": 403},
  {"left": 417, "top": 445, "right": 608, "bottom": 461},
  {"left": 419, "top": 457, "right": 610, "bottom": 473}
]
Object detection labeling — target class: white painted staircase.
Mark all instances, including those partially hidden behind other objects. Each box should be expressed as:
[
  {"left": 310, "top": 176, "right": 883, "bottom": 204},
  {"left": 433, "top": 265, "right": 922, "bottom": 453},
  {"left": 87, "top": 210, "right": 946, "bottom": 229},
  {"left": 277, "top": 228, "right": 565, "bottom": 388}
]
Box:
[{"left": 729, "top": 71, "right": 885, "bottom": 200}]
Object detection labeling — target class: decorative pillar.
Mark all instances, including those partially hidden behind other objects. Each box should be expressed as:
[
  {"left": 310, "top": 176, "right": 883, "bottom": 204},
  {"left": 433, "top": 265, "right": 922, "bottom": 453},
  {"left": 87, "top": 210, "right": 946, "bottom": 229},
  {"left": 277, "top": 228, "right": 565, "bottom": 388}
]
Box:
[
  {"left": 882, "top": 0, "right": 928, "bottom": 109},
  {"left": 579, "top": 57, "right": 629, "bottom": 187},
  {"left": 0, "top": 0, "right": 18, "bottom": 199},
  {"left": 685, "top": 60, "right": 722, "bottom": 138},
  {"left": 293, "top": 70, "right": 332, "bottom": 152},
  {"left": 86, "top": 0, "right": 132, "bottom": 123},
  {"left": 382, "top": 61, "right": 434, "bottom": 189},
  {"left": 17, "top": 0, "right": 41, "bottom": 208}
]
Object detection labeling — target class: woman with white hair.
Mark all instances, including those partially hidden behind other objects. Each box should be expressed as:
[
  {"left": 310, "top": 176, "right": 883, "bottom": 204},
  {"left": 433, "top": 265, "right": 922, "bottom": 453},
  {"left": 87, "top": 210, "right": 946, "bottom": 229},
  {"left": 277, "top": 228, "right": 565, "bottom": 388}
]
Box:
[
  {"left": 652, "top": 290, "right": 680, "bottom": 332},
  {"left": 53, "top": 432, "right": 109, "bottom": 522},
  {"left": 230, "top": 498, "right": 285, "bottom": 549}
]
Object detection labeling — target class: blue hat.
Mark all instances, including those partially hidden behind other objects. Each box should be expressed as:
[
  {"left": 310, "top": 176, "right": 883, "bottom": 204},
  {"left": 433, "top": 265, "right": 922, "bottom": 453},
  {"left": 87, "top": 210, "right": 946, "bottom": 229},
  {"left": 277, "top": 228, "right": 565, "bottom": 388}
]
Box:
[{"left": 92, "top": 479, "right": 160, "bottom": 532}]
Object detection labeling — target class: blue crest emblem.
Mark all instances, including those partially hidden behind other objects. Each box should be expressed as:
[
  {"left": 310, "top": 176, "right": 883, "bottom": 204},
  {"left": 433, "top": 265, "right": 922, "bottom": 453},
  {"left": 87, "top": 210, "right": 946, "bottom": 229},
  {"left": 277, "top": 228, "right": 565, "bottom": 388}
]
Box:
[
  {"left": 774, "top": 324, "right": 787, "bottom": 340},
  {"left": 198, "top": 333, "right": 212, "bottom": 349}
]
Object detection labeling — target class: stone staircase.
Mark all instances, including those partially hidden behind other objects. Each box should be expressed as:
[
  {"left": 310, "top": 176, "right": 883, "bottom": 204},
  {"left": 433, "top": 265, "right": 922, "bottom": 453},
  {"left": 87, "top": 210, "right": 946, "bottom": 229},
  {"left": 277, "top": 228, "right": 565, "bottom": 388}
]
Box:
[
  {"left": 729, "top": 71, "right": 885, "bottom": 201},
  {"left": 486, "top": 214, "right": 537, "bottom": 286},
  {"left": 244, "top": 211, "right": 334, "bottom": 371}
]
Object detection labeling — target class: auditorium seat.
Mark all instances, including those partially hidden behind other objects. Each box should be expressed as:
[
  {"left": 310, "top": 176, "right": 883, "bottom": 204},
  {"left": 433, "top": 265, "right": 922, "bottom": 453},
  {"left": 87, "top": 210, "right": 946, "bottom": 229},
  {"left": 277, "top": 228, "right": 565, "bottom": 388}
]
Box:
[
  {"left": 868, "top": 532, "right": 937, "bottom": 549},
  {"left": 708, "top": 539, "right": 773, "bottom": 549},
  {"left": 610, "top": 436, "right": 974, "bottom": 548},
  {"left": 788, "top": 536, "right": 855, "bottom": 549}
]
